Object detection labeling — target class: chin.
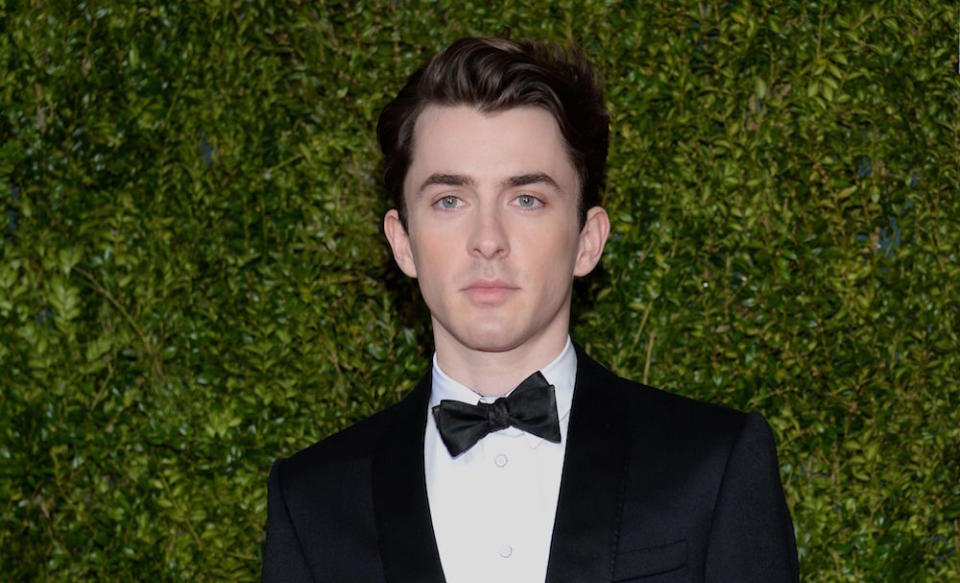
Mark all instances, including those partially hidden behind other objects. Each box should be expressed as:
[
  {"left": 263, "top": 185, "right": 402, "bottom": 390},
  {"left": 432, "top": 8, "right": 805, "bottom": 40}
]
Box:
[{"left": 459, "top": 326, "right": 526, "bottom": 353}]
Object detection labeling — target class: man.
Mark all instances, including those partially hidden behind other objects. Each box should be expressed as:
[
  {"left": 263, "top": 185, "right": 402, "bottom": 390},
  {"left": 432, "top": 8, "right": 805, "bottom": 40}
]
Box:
[{"left": 262, "top": 37, "right": 799, "bottom": 582}]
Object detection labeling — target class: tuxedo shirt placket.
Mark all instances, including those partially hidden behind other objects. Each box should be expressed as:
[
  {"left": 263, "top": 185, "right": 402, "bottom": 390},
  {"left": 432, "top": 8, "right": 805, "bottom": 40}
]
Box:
[{"left": 424, "top": 338, "right": 577, "bottom": 583}]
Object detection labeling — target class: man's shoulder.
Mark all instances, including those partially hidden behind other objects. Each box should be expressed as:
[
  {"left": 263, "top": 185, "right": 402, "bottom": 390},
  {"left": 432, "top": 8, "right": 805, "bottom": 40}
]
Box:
[
  {"left": 581, "top": 351, "right": 757, "bottom": 442},
  {"left": 587, "top": 356, "right": 778, "bottom": 482},
  {"left": 272, "top": 385, "right": 422, "bottom": 484},
  {"left": 623, "top": 375, "right": 749, "bottom": 431}
]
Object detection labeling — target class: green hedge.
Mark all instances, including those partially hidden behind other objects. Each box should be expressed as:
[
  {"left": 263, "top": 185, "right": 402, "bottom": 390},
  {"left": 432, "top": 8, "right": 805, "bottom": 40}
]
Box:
[{"left": 2, "top": 2, "right": 958, "bottom": 580}]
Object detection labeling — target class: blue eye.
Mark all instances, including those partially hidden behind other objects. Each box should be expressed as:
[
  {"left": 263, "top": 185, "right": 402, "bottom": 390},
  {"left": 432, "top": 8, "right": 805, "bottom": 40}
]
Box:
[
  {"left": 515, "top": 194, "right": 542, "bottom": 208},
  {"left": 437, "top": 196, "right": 461, "bottom": 209}
]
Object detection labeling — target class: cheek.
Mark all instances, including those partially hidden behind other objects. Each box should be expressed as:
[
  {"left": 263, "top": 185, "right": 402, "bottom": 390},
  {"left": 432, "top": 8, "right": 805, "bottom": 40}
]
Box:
[
  {"left": 408, "top": 227, "right": 443, "bottom": 265},
  {"left": 409, "top": 237, "right": 454, "bottom": 294},
  {"left": 521, "top": 229, "right": 579, "bottom": 283},
  {"left": 541, "top": 224, "right": 580, "bottom": 263}
]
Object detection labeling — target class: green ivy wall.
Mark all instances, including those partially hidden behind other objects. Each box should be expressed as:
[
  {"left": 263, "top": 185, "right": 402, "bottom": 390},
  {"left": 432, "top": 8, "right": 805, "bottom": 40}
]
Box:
[{"left": 1, "top": 1, "right": 958, "bottom": 580}]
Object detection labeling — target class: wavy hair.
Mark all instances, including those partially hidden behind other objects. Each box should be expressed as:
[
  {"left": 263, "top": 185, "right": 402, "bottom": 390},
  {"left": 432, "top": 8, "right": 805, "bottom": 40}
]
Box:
[{"left": 376, "top": 37, "right": 610, "bottom": 229}]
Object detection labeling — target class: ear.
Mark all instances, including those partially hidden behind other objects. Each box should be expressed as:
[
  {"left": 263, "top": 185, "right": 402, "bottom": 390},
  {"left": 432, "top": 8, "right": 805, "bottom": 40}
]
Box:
[
  {"left": 573, "top": 206, "right": 610, "bottom": 277},
  {"left": 384, "top": 209, "right": 418, "bottom": 278}
]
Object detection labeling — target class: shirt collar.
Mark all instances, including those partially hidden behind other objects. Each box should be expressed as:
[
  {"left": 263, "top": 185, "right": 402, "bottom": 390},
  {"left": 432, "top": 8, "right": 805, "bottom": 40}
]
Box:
[{"left": 429, "top": 336, "right": 577, "bottom": 423}]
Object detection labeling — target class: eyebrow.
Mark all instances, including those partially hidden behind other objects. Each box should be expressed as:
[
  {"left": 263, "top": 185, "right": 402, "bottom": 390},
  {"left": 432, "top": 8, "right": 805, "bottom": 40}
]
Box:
[
  {"left": 417, "top": 172, "right": 561, "bottom": 195},
  {"left": 418, "top": 173, "right": 474, "bottom": 194},
  {"left": 503, "top": 172, "right": 560, "bottom": 191}
]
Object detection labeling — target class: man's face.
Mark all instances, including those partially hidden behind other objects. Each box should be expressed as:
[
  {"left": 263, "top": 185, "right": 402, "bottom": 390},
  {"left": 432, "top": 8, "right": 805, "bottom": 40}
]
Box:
[{"left": 384, "top": 104, "right": 608, "bottom": 356}]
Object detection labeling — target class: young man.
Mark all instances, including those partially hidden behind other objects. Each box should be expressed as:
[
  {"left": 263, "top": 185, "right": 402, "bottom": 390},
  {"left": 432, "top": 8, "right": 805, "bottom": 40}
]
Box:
[{"left": 262, "top": 37, "right": 799, "bottom": 582}]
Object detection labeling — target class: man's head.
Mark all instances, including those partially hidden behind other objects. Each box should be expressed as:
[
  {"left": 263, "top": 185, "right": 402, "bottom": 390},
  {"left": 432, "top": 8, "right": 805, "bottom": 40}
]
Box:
[
  {"left": 377, "top": 37, "right": 610, "bottom": 230},
  {"left": 380, "top": 37, "right": 611, "bottom": 362}
]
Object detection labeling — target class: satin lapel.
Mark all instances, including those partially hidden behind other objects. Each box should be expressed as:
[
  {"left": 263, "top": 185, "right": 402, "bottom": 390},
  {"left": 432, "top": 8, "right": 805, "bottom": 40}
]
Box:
[
  {"left": 372, "top": 373, "right": 446, "bottom": 583},
  {"left": 546, "top": 347, "right": 630, "bottom": 583}
]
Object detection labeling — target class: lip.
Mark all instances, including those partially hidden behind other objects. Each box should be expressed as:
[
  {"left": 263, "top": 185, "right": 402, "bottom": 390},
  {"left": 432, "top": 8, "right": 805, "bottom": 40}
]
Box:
[{"left": 462, "top": 279, "right": 519, "bottom": 304}]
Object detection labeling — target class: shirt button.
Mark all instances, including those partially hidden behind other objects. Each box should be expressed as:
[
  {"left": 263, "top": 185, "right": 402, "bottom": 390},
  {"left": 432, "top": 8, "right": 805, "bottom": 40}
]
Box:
[
  {"left": 494, "top": 454, "right": 508, "bottom": 467},
  {"left": 499, "top": 544, "right": 513, "bottom": 558}
]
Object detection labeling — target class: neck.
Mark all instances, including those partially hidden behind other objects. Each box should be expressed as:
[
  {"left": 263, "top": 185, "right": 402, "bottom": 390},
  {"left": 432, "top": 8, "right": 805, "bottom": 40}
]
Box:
[{"left": 432, "top": 319, "right": 570, "bottom": 397}]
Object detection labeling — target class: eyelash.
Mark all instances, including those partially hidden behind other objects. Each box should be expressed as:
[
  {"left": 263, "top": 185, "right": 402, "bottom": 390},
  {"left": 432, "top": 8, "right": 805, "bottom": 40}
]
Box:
[
  {"left": 513, "top": 193, "right": 544, "bottom": 208},
  {"left": 434, "top": 195, "right": 463, "bottom": 209}
]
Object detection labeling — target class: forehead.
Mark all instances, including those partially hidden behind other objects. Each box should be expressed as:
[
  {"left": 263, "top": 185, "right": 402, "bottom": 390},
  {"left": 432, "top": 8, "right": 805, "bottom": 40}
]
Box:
[{"left": 404, "top": 104, "right": 578, "bottom": 195}]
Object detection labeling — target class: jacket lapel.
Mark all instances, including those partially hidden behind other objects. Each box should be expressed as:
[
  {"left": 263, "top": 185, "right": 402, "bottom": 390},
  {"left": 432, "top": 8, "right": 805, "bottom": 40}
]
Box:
[
  {"left": 372, "top": 373, "right": 447, "bottom": 583},
  {"left": 546, "top": 347, "right": 630, "bottom": 583}
]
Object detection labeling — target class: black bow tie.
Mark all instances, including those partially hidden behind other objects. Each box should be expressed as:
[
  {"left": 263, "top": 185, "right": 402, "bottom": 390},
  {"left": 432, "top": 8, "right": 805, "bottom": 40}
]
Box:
[{"left": 432, "top": 371, "right": 562, "bottom": 457}]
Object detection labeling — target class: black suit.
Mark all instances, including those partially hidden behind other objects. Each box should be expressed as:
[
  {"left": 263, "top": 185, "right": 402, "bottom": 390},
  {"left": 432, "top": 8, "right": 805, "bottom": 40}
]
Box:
[{"left": 262, "top": 346, "right": 799, "bottom": 582}]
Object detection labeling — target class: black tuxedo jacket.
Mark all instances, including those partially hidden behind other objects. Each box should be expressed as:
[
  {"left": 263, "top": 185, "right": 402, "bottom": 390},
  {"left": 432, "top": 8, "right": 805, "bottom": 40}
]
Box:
[{"left": 262, "top": 347, "right": 799, "bottom": 582}]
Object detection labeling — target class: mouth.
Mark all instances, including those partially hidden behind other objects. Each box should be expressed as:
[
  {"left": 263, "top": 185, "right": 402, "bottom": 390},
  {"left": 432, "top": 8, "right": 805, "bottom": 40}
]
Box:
[{"left": 462, "top": 279, "right": 519, "bottom": 304}]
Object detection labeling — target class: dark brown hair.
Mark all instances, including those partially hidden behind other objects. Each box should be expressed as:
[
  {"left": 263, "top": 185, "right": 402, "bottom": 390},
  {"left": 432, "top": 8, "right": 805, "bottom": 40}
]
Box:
[{"left": 376, "top": 37, "right": 610, "bottom": 229}]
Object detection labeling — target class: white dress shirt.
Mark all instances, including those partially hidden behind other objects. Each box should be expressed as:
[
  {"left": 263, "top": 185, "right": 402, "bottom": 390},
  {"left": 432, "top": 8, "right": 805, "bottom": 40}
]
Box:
[{"left": 424, "top": 337, "right": 577, "bottom": 583}]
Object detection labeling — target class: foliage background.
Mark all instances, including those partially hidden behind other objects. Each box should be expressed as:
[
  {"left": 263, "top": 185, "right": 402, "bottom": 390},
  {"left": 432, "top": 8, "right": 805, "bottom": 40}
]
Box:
[{"left": 2, "top": 1, "right": 958, "bottom": 580}]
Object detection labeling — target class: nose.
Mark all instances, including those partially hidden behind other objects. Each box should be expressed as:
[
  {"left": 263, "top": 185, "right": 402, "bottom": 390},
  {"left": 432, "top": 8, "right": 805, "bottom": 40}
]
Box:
[{"left": 468, "top": 206, "right": 509, "bottom": 259}]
